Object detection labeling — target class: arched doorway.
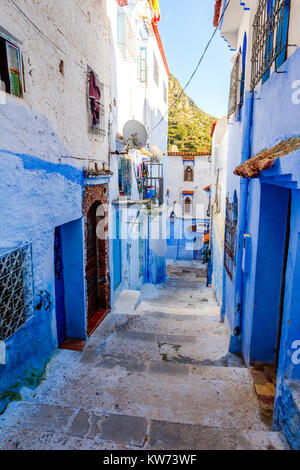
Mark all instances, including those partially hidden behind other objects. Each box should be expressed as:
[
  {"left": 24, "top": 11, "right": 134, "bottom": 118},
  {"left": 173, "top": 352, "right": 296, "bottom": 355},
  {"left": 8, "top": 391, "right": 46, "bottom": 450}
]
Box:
[
  {"left": 86, "top": 201, "right": 100, "bottom": 321},
  {"left": 84, "top": 184, "right": 110, "bottom": 335}
]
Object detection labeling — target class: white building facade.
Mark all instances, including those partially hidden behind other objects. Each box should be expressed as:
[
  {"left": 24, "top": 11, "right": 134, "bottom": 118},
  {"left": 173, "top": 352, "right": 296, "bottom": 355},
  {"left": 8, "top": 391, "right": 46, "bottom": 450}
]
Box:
[
  {"left": 165, "top": 152, "right": 211, "bottom": 261},
  {"left": 0, "top": 0, "right": 113, "bottom": 412},
  {"left": 210, "top": 117, "right": 228, "bottom": 305},
  {"left": 107, "top": 0, "right": 169, "bottom": 301}
]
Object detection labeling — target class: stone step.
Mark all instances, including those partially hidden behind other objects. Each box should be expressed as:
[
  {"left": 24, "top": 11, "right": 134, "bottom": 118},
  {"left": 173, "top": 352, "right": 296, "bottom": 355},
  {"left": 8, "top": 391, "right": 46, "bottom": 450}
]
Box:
[
  {"left": 111, "top": 290, "right": 140, "bottom": 314},
  {"left": 0, "top": 401, "right": 289, "bottom": 450},
  {"left": 135, "top": 302, "right": 221, "bottom": 317},
  {"left": 81, "top": 315, "right": 231, "bottom": 365},
  {"left": 97, "top": 311, "right": 225, "bottom": 337},
  {"left": 23, "top": 352, "right": 264, "bottom": 431}
]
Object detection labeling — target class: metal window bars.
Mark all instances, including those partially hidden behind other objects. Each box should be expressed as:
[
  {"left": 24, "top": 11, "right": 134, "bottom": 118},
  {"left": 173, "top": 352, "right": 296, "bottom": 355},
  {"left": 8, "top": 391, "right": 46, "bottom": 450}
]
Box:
[
  {"left": 87, "top": 67, "right": 106, "bottom": 136},
  {"left": 142, "top": 162, "right": 164, "bottom": 206},
  {"left": 0, "top": 243, "right": 34, "bottom": 341},
  {"left": 224, "top": 198, "right": 238, "bottom": 281},
  {"left": 251, "top": 0, "right": 289, "bottom": 91},
  {"left": 228, "top": 53, "right": 243, "bottom": 118}
]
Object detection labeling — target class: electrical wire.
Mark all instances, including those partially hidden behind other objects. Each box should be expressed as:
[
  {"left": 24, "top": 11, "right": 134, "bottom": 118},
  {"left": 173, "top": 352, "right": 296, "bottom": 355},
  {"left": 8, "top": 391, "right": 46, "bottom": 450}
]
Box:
[{"left": 151, "top": 0, "right": 232, "bottom": 132}]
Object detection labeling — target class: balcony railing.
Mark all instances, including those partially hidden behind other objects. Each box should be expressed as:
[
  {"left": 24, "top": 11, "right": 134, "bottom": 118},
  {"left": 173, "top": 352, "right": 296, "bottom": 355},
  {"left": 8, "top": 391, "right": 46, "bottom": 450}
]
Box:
[
  {"left": 142, "top": 162, "right": 164, "bottom": 206},
  {"left": 251, "top": 0, "right": 290, "bottom": 91}
]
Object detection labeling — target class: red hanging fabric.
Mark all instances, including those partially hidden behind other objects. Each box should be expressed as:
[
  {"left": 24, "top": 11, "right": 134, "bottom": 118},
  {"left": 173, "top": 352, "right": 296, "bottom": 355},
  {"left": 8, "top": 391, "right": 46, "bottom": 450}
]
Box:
[
  {"left": 89, "top": 71, "right": 101, "bottom": 127},
  {"left": 117, "top": 0, "right": 128, "bottom": 6}
]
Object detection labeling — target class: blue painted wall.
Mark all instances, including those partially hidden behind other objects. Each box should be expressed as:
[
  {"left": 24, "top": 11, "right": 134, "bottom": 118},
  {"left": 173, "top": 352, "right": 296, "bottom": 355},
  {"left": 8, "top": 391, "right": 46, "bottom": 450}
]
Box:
[
  {"left": 0, "top": 148, "right": 85, "bottom": 413},
  {"left": 222, "top": 41, "right": 300, "bottom": 447},
  {"left": 166, "top": 218, "right": 210, "bottom": 261}
]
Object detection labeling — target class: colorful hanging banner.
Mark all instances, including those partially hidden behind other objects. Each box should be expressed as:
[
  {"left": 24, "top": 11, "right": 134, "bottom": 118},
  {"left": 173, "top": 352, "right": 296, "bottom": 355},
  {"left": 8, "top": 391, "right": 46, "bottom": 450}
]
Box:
[
  {"left": 152, "top": 0, "right": 161, "bottom": 24},
  {"left": 117, "top": 0, "right": 128, "bottom": 6}
]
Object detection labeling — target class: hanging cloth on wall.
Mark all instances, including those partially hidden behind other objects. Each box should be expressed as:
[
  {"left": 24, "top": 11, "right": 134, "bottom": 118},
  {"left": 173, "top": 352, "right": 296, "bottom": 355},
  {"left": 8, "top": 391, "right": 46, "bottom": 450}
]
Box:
[{"left": 89, "top": 71, "right": 101, "bottom": 127}]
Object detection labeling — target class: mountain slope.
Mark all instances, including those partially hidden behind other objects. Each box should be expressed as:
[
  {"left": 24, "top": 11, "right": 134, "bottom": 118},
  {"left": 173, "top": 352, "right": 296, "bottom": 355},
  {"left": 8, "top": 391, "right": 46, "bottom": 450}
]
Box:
[{"left": 168, "top": 75, "right": 216, "bottom": 153}]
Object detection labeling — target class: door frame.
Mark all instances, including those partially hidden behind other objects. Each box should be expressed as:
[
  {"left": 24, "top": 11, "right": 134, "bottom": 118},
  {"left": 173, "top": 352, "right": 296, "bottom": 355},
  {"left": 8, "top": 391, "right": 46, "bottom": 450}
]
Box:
[{"left": 83, "top": 184, "right": 110, "bottom": 332}]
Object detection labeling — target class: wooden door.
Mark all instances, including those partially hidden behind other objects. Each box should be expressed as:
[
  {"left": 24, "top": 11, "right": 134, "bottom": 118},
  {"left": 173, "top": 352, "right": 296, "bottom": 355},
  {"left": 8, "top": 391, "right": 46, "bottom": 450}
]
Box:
[{"left": 86, "top": 203, "right": 99, "bottom": 320}]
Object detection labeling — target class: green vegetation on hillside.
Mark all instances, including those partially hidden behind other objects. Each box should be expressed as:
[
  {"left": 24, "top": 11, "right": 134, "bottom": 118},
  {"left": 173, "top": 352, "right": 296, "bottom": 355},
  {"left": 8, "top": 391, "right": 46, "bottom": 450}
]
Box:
[{"left": 168, "top": 75, "right": 216, "bottom": 153}]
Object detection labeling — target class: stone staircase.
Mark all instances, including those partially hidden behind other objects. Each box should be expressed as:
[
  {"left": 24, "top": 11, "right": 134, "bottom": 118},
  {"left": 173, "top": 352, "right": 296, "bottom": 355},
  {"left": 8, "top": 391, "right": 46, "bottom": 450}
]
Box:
[{"left": 0, "top": 266, "right": 290, "bottom": 450}]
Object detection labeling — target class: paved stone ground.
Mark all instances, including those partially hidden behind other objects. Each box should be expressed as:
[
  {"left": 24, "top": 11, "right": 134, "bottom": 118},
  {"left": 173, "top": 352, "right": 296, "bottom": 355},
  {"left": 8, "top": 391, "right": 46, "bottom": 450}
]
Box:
[{"left": 0, "top": 266, "right": 289, "bottom": 450}]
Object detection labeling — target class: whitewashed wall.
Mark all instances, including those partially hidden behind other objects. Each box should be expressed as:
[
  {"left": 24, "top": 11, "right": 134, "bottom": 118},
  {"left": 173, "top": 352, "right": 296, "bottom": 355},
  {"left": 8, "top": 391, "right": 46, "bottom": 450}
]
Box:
[
  {"left": 1, "top": 0, "right": 111, "bottom": 168},
  {"left": 165, "top": 156, "right": 211, "bottom": 219},
  {"left": 210, "top": 118, "right": 228, "bottom": 305}
]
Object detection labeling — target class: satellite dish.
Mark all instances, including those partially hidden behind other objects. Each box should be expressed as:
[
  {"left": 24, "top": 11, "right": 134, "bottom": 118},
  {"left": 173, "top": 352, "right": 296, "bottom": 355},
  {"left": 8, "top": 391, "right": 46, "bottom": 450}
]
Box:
[
  {"left": 123, "top": 120, "right": 148, "bottom": 149},
  {"left": 149, "top": 144, "right": 163, "bottom": 162}
]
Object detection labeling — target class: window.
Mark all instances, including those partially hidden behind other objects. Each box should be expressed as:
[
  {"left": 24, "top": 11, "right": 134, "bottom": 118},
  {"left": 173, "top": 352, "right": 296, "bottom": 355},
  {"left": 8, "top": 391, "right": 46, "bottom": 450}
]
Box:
[
  {"left": 88, "top": 67, "right": 105, "bottom": 135},
  {"left": 0, "top": 244, "right": 34, "bottom": 340},
  {"left": 153, "top": 53, "right": 159, "bottom": 86},
  {"left": 137, "top": 47, "right": 147, "bottom": 84},
  {"left": 224, "top": 197, "right": 238, "bottom": 281},
  {"left": 214, "top": 169, "right": 221, "bottom": 214},
  {"left": 228, "top": 32, "right": 247, "bottom": 118},
  {"left": 251, "top": 0, "right": 291, "bottom": 91},
  {"left": 117, "top": 8, "right": 136, "bottom": 61},
  {"left": 163, "top": 82, "right": 167, "bottom": 104},
  {"left": 118, "top": 156, "right": 132, "bottom": 196},
  {"left": 240, "top": 33, "right": 247, "bottom": 106},
  {"left": 0, "top": 36, "right": 23, "bottom": 97},
  {"left": 184, "top": 166, "right": 194, "bottom": 182},
  {"left": 184, "top": 197, "right": 192, "bottom": 214},
  {"left": 228, "top": 53, "right": 241, "bottom": 118}
]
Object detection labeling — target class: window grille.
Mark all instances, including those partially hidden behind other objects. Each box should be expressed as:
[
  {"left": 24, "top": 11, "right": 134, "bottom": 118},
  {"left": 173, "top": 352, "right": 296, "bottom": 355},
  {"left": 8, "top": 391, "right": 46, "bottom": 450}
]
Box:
[
  {"left": 117, "top": 9, "right": 137, "bottom": 61},
  {"left": 251, "top": 0, "right": 290, "bottom": 91},
  {"left": 0, "top": 244, "right": 34, "bottom": 341},
  {"left": 142, "top": 162, "right": 164, "bottom": 206},
  {"left": 224, "top": 198, "right": 238, "bottom": 280},
  {"left": 137, "top": 47, "right": 147, "bottom": 84},
  {"left": 163, "top": 82, "right": 167, "bottom": 104},
  {"left": 118, "top": 156, "right": 132, "bottom": 196},
  {"left": 153, "top": 53, "right": 159, "bottom": 86},
  {"left": 228, "top": 53, "right": 242, "bottom": 118},
  {"left": 88, "top": 67, "right": 105, "bottom": 136}
]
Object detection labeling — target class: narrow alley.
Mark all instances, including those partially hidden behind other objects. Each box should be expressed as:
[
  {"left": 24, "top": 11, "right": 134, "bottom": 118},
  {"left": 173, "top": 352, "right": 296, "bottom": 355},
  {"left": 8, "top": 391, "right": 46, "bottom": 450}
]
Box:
[{"left": 0, "top": 264, "right": 289, "bottom": 450}]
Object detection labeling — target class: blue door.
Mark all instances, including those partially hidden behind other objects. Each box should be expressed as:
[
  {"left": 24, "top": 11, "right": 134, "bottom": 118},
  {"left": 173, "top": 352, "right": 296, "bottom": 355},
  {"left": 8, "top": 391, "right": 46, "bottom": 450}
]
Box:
[
  {"left": 113, "top": 209, "right": 122, "bottom": 289},
  {"left": 54, "top": 227, "right": 66, "bottom": 346}
]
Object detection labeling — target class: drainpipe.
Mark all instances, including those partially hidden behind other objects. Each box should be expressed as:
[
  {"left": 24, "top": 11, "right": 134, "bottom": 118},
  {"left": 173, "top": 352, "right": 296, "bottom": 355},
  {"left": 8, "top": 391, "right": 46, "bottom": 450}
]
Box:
[{"left": 229, "top": 91, "right": 254, "bottom": 354}]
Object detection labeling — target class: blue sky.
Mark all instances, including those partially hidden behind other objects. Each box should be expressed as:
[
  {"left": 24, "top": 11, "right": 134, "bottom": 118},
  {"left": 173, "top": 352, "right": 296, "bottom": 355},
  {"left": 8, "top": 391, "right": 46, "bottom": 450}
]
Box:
[{"left": 159, "top": 0, "right": 232, "bottom": 118}]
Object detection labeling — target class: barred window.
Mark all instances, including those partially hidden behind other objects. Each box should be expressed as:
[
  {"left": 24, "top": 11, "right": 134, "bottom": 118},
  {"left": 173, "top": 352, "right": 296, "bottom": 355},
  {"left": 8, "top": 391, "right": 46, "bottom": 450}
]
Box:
[
  {"left": 88, "top": 67, "right": 105, "bottom": 136},
  {"left": 0, "top": 244, "right": 34, "bottom": 341},
  {"left": 137, "top": 47, "right": 147, "bottom": 84},
  {"left": 117, "top": 8, "right": 136, "bottom": 61},
  {"left": 228, "top": 53, "right": 241, "bottom": 118},
  {"left": 224, "top": 198, "right": 238, "bottom": 281},
  {"left": 153, "top": 53, "right": 159, "bottom": 86},
  {"left": 251, "top": 0, "right": 291, "bottom": 91}
]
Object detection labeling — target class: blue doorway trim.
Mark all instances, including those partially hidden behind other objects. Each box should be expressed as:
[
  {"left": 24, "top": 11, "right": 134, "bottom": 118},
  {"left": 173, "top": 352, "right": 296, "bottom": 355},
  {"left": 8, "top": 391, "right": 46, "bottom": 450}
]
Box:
[{"left": 54, "top": 227, "right": 66, "bottom": 346}]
